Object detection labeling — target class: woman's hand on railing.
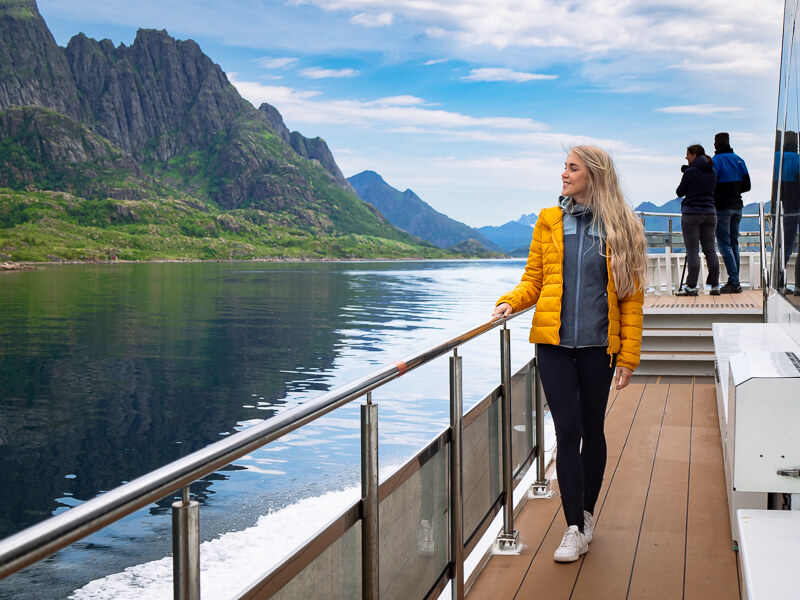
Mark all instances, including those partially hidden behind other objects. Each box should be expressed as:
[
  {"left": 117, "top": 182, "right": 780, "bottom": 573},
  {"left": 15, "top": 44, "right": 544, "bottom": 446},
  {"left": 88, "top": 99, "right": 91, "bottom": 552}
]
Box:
[{"left": 492, "top": 303, "right": 513, "bottom": 319}]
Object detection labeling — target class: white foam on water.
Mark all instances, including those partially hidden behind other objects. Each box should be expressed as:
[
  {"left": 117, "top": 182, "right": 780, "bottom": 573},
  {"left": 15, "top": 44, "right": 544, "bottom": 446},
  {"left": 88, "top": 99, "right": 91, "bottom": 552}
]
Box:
[{"left": 69, "top": 486, "right": 361, "bottom": 600}]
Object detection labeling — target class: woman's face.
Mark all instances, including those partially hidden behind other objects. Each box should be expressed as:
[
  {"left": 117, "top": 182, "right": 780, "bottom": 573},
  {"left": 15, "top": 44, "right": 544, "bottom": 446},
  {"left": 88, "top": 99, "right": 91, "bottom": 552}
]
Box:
[
  {"left": 562, "top": 152, "right": 589, "bottom": 204},
  {"left": 686, "top": 150, "right": 697, "bottom": 165}
]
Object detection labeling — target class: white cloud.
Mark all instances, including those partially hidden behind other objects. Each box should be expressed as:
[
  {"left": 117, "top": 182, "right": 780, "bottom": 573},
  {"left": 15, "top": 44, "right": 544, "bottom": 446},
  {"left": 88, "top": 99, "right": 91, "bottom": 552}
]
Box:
[
  {"left": 425, "top": 26, "right": 448, "bottom": 39},
  {"left": 423, "top": 58, "right": 448, "bottom": 66},
  {"left": 254, "top": 57, "right": 298, "bottom": 70},
  {"left": 350, "top": 11, "right": 393, "bottom": 27},
  {"left": 668, "top": 41, "right": 777, "bottom": 75},
  {"left": 232, "top": 80, "right": 323, "bottom": 103},
  {"left": 462, "top": 67, "right": 557, "bottom": 82},
  {"left": 656, "top": 104, "right": 746, "bottom": 116},
  {"left": 230, "top": 76, "right": 550, "bottom": 134},
  {"left": 292, "top": 0, "right": 781, "bottom": 78},
  {"left": 299, "top": 67, "right": 360, "bottom": 79},
  {"left": 366, "top": 95, "right": 427, "bottom": 107}
]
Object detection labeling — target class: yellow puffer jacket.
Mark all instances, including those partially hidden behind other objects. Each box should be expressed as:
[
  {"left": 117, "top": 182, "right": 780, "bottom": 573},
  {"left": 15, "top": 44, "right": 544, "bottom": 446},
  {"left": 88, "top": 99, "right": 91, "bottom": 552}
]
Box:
[{"left": 496, "top": 206, "right": 644, "bottom": 371}]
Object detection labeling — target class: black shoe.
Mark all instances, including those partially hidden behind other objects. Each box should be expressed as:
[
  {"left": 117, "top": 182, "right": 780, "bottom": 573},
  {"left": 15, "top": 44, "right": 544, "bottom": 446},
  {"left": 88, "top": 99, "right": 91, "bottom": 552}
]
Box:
[
  {"left": 710, "top": 285, "right": 721, "bottom": 296},
  {"left": 677, "top": 286, "right": 698, "bottom": 296},
  {"left": 720, "top": 282, "right": 742, "bottom": 294},
  {"left": 794, "top": 287, "right": 800, "bottom": 296}
]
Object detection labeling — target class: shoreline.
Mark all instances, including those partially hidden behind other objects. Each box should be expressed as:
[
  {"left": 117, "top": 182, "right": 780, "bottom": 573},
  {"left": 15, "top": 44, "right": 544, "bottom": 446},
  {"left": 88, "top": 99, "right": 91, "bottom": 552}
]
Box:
[{"left": 2, "top": 256, "right": 522, "bottom": 270}]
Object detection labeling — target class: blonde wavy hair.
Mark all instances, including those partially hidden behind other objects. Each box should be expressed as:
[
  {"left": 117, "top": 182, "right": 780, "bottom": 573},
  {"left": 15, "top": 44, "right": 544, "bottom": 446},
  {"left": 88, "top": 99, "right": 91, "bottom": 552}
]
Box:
[{"left": 568, "top": 145, "right": 647, "bottom": 298}]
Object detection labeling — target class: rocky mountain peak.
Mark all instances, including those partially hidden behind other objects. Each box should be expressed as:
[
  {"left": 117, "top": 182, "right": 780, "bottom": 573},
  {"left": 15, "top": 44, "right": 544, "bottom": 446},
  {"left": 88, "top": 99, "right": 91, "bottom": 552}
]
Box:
[
  {"left": 64, "top": 27, "right": 248, "bottom": 160},
  {"left": 258, "top": 103, "right": 354, "bottom": 192},
  {"left": 0, "top": 0, "right": 83, "bottom": 119}
]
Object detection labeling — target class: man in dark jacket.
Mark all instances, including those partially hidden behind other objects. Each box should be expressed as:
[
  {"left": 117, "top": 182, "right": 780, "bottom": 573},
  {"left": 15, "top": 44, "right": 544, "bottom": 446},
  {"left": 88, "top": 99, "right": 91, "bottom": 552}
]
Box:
[{"left": 713, "top": 132, "right": 751, "bottom": 293}]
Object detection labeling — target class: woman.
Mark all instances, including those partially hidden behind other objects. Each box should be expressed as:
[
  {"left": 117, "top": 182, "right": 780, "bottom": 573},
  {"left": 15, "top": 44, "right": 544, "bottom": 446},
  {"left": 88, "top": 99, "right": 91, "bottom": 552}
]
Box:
[
  {"left": 676, "top": 144, "right": 720, "bottom": 295},
  {"left": 492, "top": 146, "right": 646, "bottom": 562}
]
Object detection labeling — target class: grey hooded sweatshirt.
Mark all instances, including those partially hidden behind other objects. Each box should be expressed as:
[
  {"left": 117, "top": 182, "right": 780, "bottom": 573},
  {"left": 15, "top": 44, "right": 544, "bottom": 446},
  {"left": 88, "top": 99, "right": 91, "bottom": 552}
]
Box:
[{"left": 557, "top": 197, "right": 610, "bottom": 348}]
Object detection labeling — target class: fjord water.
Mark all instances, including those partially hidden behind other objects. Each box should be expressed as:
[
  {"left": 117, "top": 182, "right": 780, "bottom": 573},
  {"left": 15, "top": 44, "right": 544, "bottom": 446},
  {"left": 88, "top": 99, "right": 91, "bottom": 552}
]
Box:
[{"left": 0, "top": 260, "right": 533, "bottom": 599}]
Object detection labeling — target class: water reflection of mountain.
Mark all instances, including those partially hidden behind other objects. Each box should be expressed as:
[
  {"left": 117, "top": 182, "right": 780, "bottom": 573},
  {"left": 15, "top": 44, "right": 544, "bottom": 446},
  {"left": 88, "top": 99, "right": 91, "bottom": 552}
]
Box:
[{"left": 0, "top": 262, "right": 436, "bottom": 538}]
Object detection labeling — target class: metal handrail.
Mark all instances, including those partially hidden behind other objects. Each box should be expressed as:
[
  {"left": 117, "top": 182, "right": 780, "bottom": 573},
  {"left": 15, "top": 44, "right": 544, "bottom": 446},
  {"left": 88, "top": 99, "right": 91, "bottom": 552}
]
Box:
[
  {"left": 636, "top": 210, "right": 763, "bottom": 220},
  {"left": 636, "top": 209, "right": 764, "bottom": 238},
  {"left": 637, "top": 210, "right": 765, "bottom": 250},
  {"left": 0, "top": 306, "right": 534, "bottom": 585}
]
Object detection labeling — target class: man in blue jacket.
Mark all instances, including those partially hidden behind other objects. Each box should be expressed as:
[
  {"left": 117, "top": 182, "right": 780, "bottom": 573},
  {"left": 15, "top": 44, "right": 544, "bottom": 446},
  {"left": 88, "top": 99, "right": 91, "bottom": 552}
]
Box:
[{"left": 713, "top": 132, "right": 751, "bottom": 293}]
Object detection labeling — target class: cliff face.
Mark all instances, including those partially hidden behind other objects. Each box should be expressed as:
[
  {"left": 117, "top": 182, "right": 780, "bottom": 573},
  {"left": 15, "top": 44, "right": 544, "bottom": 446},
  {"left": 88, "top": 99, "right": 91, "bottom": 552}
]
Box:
[
  {"left": 64, "top": 30, "right": 251, "bottom": 161},
  {"left": 0, "top": 106, "right": 154, "bottom": 199},
  {"left": 0, "top": 0, "right": 83, "bottom": 120}
]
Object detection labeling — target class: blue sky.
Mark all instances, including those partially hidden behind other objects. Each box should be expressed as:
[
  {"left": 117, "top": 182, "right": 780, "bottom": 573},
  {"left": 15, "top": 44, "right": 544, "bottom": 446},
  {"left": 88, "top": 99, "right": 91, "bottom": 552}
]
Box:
[{"left": 38, "top": 0, "right": 784, "bottom": 227}]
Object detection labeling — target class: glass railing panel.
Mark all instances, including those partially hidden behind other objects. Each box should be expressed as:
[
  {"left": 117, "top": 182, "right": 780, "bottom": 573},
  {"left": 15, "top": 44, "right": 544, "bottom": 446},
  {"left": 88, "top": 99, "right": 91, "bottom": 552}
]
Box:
[
  {"left": 378, "top": 439, "right": 449, "bottom": 600},
  {"left": 510, "top": 362, "right": 535, "bottom": 478},
  {"left": 461, "top": 395, "right": 502, "bottom": 540},
  {"left": 772, "top": 0, "right": 800, "bottom": 298},
  {"left": 272, "top": 520, "right": 362, "bottom": 600}
]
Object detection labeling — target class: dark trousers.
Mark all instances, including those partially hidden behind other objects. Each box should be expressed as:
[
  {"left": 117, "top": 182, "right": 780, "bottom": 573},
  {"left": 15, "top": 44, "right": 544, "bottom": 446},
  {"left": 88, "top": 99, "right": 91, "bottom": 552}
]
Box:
[
  {"left": 682, "top": 213, "right": 719, "bottom": 288},
  {"left": 715, "top": 208, "right": 742, "bottom": 285},
  {"left": 538, "top": 344, "right": 616, "bottom": 530}
]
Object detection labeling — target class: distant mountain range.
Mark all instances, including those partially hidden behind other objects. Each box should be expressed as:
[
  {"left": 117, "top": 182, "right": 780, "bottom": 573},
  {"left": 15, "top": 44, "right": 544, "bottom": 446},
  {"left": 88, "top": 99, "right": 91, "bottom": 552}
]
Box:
[
  {"left": 348, "top": 171, "right": 505, "bottom": 256},
  {"left": 475, "top": 221, "right": 533, "bottom": 256},
  {"left": 0, "top": 0, "right": 449, "bottom": 261},
  {"left": 633, "top": 198, "right": 769, "bottom": 232}
]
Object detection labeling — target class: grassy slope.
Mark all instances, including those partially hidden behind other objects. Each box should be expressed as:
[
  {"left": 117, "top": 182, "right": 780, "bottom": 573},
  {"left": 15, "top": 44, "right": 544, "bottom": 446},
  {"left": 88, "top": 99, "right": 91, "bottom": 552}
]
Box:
[
  {"left": 0, "top": 109, "right": 454, "bottom": 261},
  {"left": 0, "top": 189, "right": 453, "bottom": 261}
]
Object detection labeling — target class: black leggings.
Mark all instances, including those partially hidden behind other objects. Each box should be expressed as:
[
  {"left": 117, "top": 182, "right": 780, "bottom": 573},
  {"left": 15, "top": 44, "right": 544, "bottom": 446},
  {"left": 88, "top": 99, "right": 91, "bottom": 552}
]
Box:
[{"left": 538, "top": 344, "right": 616, "bottom": 530}]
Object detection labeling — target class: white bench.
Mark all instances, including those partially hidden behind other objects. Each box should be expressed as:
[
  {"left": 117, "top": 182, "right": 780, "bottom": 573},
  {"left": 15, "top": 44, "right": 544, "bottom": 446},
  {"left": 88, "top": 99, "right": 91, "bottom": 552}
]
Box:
[{"left": 737, "top": 509, "right": 800, "bottom": 600}]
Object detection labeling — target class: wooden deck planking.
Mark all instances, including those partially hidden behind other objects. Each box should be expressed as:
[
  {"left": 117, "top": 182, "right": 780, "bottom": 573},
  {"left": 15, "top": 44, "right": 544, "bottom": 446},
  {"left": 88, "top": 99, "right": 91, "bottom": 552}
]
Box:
[
  {"left": 571, "top": 382, "right": 670, "bottom": 600},
  {"left": 643, "top": 289, "right": 762, "bottom": 311},
  {"left": 463, "top": 484, "right": 562, "bottom": 599},
  {"left": 684, "top": 381, "right": 740, "bottom": 600},
  {"left": 466, "top": 377, "right": 740, "bottom": 600},
  {"left": 626, "top": 380, "right": 692, "bottom": 599}
]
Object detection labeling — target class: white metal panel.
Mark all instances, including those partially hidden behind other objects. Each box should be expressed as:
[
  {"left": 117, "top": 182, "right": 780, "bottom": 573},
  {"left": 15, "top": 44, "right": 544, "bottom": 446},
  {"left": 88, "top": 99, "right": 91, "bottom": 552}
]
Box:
[
  {"left": 737, "top": 509, "right": 800, "bottom": 600},
  {"left": 713, "top": 323, "right": 799, "bottom": 429},
  {"left": 729, "top": 352, "right": 800, "bottom": 494}
]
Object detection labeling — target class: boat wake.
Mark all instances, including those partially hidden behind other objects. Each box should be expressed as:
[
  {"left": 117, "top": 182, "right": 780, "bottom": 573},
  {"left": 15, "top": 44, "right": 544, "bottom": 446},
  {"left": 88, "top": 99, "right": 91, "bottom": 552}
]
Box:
[{"left": 69, "top": 486, "right": 361, "bottom": 599}]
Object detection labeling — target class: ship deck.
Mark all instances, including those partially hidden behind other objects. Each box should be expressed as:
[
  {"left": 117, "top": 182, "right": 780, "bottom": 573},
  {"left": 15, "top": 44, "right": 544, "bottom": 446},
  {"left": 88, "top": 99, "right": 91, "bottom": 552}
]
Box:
[
  {"left": 467, "top": 376, "right": 739, "bottom": 600},
  {"left": 642, "top": 288, "right": 763, "bottom": 312},
  {"left": 466, "top": 290, "right": 765, "bottom": 600}
]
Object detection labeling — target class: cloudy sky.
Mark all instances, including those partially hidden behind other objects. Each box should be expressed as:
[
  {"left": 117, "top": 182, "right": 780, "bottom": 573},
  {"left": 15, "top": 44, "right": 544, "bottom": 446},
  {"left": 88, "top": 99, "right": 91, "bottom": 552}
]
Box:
[{"left": 38, "top": 0, "right": 784, "bottom": 227}]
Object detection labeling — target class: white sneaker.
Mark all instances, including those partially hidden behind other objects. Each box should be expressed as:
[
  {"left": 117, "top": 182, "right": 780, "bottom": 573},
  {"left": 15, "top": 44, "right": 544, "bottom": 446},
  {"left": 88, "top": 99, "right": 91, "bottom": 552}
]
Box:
[
  {"left": 417, "top": 519, "right": 434, "bottom": 557},
  {"left": 553, "top": 525, "right": 588, "bottom": 562},
  {"left": 584, "top": 510, "right": 594, "bottom": 544}
]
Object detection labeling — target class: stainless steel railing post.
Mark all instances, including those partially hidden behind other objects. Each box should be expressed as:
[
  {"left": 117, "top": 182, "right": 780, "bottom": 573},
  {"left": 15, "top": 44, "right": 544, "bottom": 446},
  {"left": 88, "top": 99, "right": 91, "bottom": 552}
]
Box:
[
  {"left": 449, "top": 350, "right": 464, "bottom": 600},
  {"left": 531, "top": 347, "right": 550, "bottom": 497},
  {"left": 496, "top": 326, "right": 520, "bottom": 551},
  {"left": 361, "top": 392, "right": 379, "bottom": 600},
  {"left": 666, "top": 216, "right": 674, "bottom": 293},
  {"left": 172, "top": 486, "right": 200, "bottom": 600}
]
